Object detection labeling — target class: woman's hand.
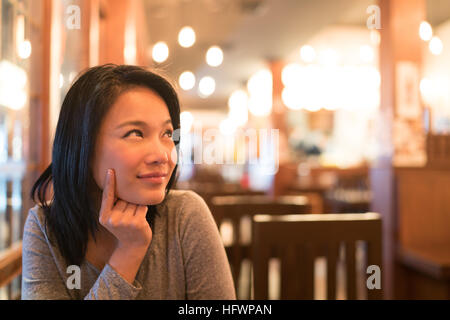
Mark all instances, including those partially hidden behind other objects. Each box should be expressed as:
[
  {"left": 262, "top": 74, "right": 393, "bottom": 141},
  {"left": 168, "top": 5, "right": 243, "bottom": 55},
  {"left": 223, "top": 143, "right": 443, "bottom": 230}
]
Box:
[{"left": 99, "top": 169, "right": 152, "bottom": 250}]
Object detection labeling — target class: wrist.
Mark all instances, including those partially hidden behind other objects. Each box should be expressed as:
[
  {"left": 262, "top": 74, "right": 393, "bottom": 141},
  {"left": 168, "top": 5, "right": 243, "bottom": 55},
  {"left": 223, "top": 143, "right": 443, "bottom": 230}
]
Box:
[
  {"left": 114, "top": 241, "right": 149, "bottom": 256},
  {"left": 108, "top": 244, "right": 149, "bottom": 285}
]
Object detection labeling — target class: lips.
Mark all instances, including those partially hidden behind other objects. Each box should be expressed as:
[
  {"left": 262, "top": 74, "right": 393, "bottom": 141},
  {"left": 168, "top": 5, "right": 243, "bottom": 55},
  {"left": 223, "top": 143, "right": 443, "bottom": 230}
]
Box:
[{"left": 138, "top": 172, "right": 168, "bottom": 179}]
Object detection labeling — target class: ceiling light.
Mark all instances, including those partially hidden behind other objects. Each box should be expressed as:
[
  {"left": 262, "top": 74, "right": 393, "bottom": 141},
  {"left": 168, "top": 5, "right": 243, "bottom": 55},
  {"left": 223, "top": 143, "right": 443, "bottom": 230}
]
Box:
[
  {"left": 198, "top": 76, "right": 215, "bottom": 97},
  {"left": 300, "top": 45, "right": 316, "bottom": 63},
  {"left": 179, "top": 71, "right": 195, "bottom": 91},
  {"left": 152, "top": 41, "right": 169, "bottom": 63},
  {"left": 281, "top": 63, "right": 302, "bottom": 87},
  {"left": 178, "top": 26, "right": 196, "bottom": 48},
  {"left": 429, "top": 36, "right": 443, "bottom": 55},
  {"left": 419, "top": 21, "right": 433, "bottom": 41},
  {"left": 206, "top": 46, "right": 223, "bottom": 67},
  {"left": 281, "top": 87, "right": 302, "bottom": 110}
]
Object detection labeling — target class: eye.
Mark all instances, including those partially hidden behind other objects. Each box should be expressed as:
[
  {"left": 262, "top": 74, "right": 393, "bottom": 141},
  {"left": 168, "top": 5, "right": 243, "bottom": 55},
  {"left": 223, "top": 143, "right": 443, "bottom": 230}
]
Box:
[
  {"left": 164, "top": 129, "right": 173, "bottom": 139},
  {"left": 124, "top": 129, "right": 143, "bottom": 138}
]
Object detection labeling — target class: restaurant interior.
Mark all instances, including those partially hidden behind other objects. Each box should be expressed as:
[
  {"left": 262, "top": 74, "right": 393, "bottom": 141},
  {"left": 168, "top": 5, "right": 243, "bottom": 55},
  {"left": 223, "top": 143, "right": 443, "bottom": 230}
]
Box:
[{"left": 0, "top": 0, "right": 449, "bottom": 300}]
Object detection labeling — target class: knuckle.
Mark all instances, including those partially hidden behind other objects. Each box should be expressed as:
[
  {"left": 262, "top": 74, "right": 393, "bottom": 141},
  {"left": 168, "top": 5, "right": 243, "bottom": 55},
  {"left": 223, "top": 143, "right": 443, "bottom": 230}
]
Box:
[{"left": 108, "top": 216, "right": 119, "bottom": 227}]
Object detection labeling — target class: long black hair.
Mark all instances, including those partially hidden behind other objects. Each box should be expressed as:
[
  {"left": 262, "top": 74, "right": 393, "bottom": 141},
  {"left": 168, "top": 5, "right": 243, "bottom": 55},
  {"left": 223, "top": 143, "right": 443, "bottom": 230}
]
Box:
[{"left": 31, "top": 64, "right": 181, "bottom": 266}]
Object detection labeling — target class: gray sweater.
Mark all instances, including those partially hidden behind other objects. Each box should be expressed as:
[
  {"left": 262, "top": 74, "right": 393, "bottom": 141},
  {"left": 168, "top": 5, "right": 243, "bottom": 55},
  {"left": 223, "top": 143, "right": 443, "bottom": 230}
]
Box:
[{"left": 21, "top": 190, "right": 236, "bottom": 300}]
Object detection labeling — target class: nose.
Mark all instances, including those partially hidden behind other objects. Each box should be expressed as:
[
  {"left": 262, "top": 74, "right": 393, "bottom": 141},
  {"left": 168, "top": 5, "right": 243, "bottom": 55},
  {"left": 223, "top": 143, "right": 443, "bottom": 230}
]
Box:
[{"left": 143, "top": 140, "right": 169, "bottom": 165}]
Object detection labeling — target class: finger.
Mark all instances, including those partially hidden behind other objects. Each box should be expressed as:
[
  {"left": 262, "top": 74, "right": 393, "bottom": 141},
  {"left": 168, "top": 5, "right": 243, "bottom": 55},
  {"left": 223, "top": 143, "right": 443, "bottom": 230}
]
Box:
[
  {"left": 135, "top": 205, "right": 148, "bottom": 219},
  {"left": 114, "top": 199, "right": 128, "bottom": 212},
  {"left": 100, "top": 169, "right": 115, "bottom": 214},
  {"left": 125, "top": 203, "right": 138, "bottom": 216}
]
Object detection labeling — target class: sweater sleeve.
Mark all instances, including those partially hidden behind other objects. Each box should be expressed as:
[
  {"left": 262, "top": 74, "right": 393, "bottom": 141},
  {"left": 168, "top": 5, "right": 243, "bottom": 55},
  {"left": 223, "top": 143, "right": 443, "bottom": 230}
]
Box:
[
  {"left": 21, "top": 207, "right": 142, "bottom": 300},
  {"left": 179, "top": 191, "right": 236, "bottom": 300},
  {"left": 21, "top": 208, "right": 72, "bottom": 300},
  {"left": 83, "top": 263, "right": 142, "bottom": 300}
]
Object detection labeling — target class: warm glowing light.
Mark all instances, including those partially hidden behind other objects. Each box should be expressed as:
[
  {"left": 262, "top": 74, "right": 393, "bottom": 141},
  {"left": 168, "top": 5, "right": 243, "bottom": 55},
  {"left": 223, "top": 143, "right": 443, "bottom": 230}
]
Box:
[
  {"left": 318, "top": 49, "right": 339, "bottom": 65},
  {"left": 281, "top": 63, "right": 303, "bottom": 87},
  {"left": 280, "top": 63, "right": 380, "bottom": 112},
  {"left": 0, "top": 61, "right": 27, "bottom": 88},
  {"left": 420, "top": 78, "right": 434, "bottom": 105},
  {"left": 247, "top": 69, "right": 272, "bottom": 93},
  {"left": 359, "top": 45, "right": 374, "bottom": 63},
  {"left": 420, "top": 78, "right": 432, "bottom": 96},
  {"left": 178, "top": 26, "right": 196, "bottom": 48},
  {"left": 206, "top": 46, "right": 223, "bottom": 67},
  {"left": 179, "top": 71, "right": 196, "bottom": 91},
  {"left": 370, "top": 30, "right": 381, "bottom": 46},
  {"left": 281, "top": 87, "right": 302, "bottom": 110},
  {"left": 247, "top": 69, "right": 272, "bottom": 117},
  {"left": 228, "top": 90, "right": 248, "bottom": 110},
  {"left": 198, "top": 76, "right": 215, "bottom": 97},
  {"left": 429, "top": 36, "right": 443, "bottom": 55},
  {"left": 180, "top": 111, "right": 194, "bottom": 134},
  {"left": 18, "top": 40, "right": 31, "bottom": 59},
  {"left": 300, "top": 45, "right": 316, "bottom": 63},
  {"left": 124, "top": 45, "right": 136, "bottom": 64},
  {"left": 0, "top": 61, "right": 28, "bottom": 110},
  {"left": 419, "top": 21, "right": 433, "bottom": 41},
  {"left": 304, "top": 104, "right": 321, "bottom": 112},
  {"left": 219, "top": 118, "right": 237, "bottom": 136},
  {"left": 152, "top": 41, "right": 169, "bottom": 63},
  {"left": 228, "top": 90, "right": 249, "bottom": 126}
]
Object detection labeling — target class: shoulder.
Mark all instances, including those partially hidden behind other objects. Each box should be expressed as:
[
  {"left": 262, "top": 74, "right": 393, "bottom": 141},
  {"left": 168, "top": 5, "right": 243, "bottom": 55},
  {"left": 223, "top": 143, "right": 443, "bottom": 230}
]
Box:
[
  {"left": 160, "top": 189, "right": 209, "bottom": 214},
  {"left": 24, "top": 204, "right": 47, "bottom": 234},
  {"left": 22, "top": 204, "right": 53, "bottom": 250},
  {"left": 159, "top": 189, "right": 216, "bottom": 232}
]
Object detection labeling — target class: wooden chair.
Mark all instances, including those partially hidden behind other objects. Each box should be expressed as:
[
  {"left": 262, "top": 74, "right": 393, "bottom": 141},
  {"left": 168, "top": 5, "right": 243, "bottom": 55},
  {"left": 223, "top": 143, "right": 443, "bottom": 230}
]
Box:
[
  {"left": 252, "top": 213, "right": 382, "bottom": 300},
  {"left": 0, "top": 241, "right": 22, "bottom": 299},
  {"left": 210, "top": 195, "right": 311, "bottom": 298}
]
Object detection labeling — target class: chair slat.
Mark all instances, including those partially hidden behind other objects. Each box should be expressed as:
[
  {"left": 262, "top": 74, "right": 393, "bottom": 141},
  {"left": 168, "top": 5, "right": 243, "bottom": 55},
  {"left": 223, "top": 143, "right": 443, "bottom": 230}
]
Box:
[
  {"left": 253, "top": 246, "right": 270, "bottom": 299},
  {"left": 326, "top": 241, "right": 338, "bottom": 300},
  {"left": 304, "top": 243, "right": 315, "bottom": 299},
  {"left": 345, "top": 241, "right": 357, "bottom": 299},
  {"left": 281, "top": 245, "right": 297, "bottom": 299}
]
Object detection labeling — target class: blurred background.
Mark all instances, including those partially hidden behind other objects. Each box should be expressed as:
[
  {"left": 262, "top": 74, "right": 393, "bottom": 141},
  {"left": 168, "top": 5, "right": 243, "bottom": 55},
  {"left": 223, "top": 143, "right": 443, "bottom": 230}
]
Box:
[{"left": 0, "top": 0, "right": 449, "bottom": 300}]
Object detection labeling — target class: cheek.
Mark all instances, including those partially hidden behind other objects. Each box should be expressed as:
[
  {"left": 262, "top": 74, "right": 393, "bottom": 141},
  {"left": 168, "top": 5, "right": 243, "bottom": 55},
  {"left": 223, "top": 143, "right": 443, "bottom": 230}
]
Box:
[{"left": 94, "top": 145, "right": 137, "bottom": 188}]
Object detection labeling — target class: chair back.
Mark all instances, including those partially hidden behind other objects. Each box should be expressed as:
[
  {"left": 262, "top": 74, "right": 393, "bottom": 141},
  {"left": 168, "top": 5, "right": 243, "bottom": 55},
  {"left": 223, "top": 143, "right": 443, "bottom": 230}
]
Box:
[
  {"left": 210, "top": 195, "right": 311, "bottom": 298},
  {"left": 252, "top": 213, "right": 382, "bottom": 300}
]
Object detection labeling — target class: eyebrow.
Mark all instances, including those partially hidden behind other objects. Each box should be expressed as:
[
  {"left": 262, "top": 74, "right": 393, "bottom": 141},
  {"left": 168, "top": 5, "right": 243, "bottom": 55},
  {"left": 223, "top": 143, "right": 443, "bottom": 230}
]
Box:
[{"left": 115, "top": 119, "right": 172, "bottom": 130}]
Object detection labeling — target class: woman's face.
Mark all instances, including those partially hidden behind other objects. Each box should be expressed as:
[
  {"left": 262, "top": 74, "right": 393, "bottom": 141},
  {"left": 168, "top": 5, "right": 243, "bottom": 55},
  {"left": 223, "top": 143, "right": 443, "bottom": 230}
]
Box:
[{"left": 92, "top": 87, "right": 177, "bottom": 205}]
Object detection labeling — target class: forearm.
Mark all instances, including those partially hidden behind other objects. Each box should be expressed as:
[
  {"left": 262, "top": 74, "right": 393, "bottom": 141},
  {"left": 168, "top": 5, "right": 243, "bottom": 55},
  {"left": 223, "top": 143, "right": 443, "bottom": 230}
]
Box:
[{"left": 107, "top": 244, "right": 148, "bottom": 285}]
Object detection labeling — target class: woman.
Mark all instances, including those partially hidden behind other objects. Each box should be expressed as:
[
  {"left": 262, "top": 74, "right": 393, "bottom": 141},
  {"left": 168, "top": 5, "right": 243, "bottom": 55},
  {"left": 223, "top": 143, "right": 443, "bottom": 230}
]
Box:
[{"left": 22, "top": 64, "right": 236, "bottom": 300}]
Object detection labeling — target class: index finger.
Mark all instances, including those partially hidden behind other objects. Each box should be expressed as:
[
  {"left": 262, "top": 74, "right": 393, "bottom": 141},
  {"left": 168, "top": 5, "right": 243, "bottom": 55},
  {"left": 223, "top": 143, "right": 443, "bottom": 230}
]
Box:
[{"left": 100, "top": 169, "right": 116, "bottom": 213}]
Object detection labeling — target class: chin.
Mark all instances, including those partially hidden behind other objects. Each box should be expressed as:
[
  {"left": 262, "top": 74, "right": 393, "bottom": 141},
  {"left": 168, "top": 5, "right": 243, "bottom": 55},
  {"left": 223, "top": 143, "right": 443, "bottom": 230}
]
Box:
[{"left": 123, "top": 189, "right": 166, "bottom": 206}]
